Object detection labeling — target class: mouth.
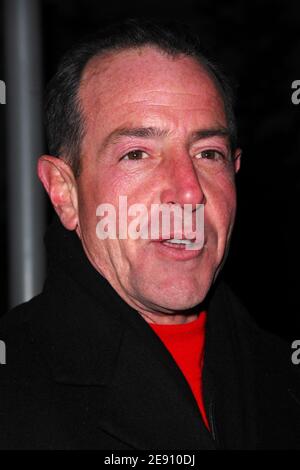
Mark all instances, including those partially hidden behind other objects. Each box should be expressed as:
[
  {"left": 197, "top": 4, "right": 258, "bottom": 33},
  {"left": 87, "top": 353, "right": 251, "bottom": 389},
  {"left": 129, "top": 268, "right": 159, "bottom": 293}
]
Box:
[
  {"left": 161, "top": 238, "right": 197, "bottom": 249},
  {"left": 152, "top": 235, "right": 205, "bottom": 261}
]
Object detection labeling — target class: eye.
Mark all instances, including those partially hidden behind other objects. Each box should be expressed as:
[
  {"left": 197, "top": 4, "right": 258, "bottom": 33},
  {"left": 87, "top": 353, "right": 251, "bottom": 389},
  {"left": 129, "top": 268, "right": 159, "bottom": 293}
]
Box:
[
  {"left": 195, "top": 149, "right": 226, "bottom": 161},
  {"left": 121, "top": 150, "right": 149, "bottom": 161}
]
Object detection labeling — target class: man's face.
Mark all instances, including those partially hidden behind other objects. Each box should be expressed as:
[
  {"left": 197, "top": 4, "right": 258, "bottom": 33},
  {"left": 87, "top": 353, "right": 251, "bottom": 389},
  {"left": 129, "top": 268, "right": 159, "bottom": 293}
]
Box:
[{"left": 75, "top": 46, "right": 240, "bottom": 317}]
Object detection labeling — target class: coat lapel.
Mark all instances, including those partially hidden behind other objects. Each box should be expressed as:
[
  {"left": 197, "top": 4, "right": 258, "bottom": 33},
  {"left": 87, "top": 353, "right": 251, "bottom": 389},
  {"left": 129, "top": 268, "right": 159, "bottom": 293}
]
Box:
[{"left": 94, "top": 309, "right": 215, "bottom": 449}]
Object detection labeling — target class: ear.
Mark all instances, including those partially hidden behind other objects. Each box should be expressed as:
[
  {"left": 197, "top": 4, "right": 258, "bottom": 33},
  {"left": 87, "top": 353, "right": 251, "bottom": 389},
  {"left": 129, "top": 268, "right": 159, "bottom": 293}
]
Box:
[
  {"left": 37, "top": 155, "right": 78, "bottom": 230},
  {"left": 233, "top": 148, "right": 242, "bottom": 173}
]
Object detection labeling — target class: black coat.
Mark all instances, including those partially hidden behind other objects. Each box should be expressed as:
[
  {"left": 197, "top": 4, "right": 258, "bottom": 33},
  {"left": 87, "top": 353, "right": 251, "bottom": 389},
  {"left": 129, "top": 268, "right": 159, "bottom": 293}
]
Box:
[{"left": 1, "top": 219, "right": 300, "bottom": 449}]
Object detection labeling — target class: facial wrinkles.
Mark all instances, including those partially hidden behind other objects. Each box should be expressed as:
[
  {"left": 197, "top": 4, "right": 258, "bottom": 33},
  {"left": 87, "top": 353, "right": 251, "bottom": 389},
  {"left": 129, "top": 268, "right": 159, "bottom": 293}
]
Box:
[
  {"left": 89, "top": 95, "right": 225, "bottom": 129},
  {"left": 80, "top": 48, "right": 226, "bottom": 132},
  {"left": 88, "top": 106, "right": 227, "bottom": 172},
  {"left": 82, "top": 126, "right": 234, "bottom": 254},
  {"left": 75, "top": 48, "right": 238, "bottom": 318},
  {"left": 81, "top": 102, "right": 226, "bottom": 157},
  {"left": 97, "top": 89, "right": 223, "bottom": 109}
]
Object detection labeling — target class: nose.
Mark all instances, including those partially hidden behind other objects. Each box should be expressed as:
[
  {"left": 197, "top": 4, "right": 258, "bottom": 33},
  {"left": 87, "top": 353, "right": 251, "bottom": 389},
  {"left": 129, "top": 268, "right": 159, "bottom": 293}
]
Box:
[{"left": 160, "top": 150, "right": 205, "bottom": 209}]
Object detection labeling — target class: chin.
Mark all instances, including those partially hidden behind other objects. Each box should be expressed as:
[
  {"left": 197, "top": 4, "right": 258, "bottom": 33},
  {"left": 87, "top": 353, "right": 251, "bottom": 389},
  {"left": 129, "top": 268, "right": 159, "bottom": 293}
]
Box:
[{"left": 142, "top": 282, "right": 211, "bottom": 313}]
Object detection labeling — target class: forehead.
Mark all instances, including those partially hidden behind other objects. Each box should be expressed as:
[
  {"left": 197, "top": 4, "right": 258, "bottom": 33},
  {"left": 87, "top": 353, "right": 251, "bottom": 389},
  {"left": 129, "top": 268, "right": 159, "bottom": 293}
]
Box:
[{"left": 78, "top": 46, "right": 226, "bottom": 134}]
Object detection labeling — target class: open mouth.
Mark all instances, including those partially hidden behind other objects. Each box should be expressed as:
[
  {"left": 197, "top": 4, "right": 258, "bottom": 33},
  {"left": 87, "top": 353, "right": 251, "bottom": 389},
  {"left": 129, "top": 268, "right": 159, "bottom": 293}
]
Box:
[
  {"left": 152, "top": 236, "right": 204, "bottom": 260},
  {"left": 161, "top": 238, "right": 197, "bottom": 249}
]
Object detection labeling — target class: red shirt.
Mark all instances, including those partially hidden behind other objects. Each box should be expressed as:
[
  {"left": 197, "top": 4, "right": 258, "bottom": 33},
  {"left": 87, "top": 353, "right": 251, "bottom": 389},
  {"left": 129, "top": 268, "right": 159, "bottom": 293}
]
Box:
[{"left": 149, "top": 311, "right": 209, "bottom": 430}]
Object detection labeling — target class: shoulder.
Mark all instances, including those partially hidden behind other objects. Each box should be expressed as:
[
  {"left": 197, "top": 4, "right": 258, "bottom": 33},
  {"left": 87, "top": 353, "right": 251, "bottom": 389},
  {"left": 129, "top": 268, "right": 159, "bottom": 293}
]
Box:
[
  {"left": 210, "top": 281, "right": 300, "bottom": 448},
  {"left": 218, "top": 281, "right": 297, "bottom": 370},
  {"left": 0, "top": 296, "right": 58, "bottom": 449},
  {"left": 209, "top": 279, "right": 300, "bottom": 407},
  {"left": 220, "top": 281, "right": 300, "bottom": 445},
  {"left": 0, "top": 294, "right": 53, "bottom": 380}
]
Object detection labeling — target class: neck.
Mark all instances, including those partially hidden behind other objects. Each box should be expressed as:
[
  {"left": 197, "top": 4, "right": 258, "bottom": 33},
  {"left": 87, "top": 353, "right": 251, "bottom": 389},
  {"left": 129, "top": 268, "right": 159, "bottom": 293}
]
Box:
[{"left": 138, "top": 310, "right": 199, "bottom": 325}]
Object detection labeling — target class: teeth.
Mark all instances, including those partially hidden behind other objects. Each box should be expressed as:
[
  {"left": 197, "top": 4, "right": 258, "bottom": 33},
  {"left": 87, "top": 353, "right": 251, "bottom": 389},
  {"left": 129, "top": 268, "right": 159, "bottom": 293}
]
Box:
[{"left": 165, "top": 239, "right": 194, "bottom": 245}]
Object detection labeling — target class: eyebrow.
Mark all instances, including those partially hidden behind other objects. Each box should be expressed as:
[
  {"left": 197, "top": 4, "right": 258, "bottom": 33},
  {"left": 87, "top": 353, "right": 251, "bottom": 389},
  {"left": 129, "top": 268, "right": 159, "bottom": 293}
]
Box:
[
  {"left": 100, "top": 126, "right": 170, "bottom": 152},
  {"left": 189, "top": 127, "right": 231, "bottom": 144},
  {"left": 99, "top": 125, "right": 231, "bottom": 152}
]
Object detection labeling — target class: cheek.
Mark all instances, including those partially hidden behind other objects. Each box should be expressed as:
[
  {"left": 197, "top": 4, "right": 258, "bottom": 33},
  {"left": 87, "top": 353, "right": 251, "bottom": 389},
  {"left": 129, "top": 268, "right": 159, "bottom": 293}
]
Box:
[
  {"left": 98, "top": 168, "right": 158, "bottom": 214},
  {"left": 204, "top": 175, "right": 237, "bottom": 231},
  {"left": 77, "top": 169, "right": 150, "bottom": 248},
  {"left": 78, "top": 169, "right": 122, "bottom": 221},
  {"left": 96, "top": 164, "right": 146, "bottom": 200}
]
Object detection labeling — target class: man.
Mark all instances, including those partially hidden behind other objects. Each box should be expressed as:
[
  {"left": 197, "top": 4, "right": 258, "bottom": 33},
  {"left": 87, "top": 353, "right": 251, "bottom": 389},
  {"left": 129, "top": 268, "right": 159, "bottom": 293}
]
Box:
[{"left": 1, "top": 19, "right": 300, "bottom": 450}]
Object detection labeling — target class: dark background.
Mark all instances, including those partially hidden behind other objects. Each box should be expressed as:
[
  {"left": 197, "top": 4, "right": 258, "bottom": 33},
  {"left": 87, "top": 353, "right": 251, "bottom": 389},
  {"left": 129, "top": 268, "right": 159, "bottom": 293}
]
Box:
[{"left": 1, "top": 0, "right": 300, "bottom": 341}]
